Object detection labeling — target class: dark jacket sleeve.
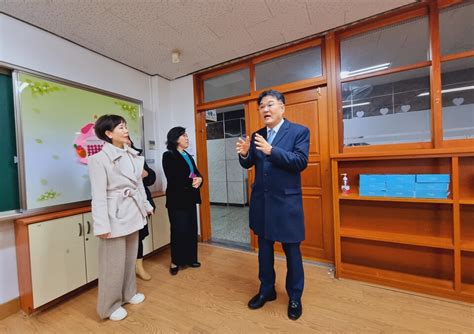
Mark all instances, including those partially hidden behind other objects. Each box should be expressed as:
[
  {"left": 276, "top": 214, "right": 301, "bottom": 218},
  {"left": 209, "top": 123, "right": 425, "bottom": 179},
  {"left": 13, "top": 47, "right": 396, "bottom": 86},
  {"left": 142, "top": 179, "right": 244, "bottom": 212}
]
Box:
[
  {"left": 142, "top": 162, "right": 156, "bottom": 210},
  {"left": 142, "top": 162, "right": 156, "bottom": 187}
]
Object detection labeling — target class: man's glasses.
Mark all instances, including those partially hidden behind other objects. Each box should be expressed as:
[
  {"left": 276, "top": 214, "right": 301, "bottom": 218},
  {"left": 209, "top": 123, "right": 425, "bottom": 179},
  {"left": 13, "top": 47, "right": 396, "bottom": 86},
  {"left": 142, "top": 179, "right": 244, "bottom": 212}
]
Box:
[{"left": 258, "top": 102, "right": 281, "bottom": 112}]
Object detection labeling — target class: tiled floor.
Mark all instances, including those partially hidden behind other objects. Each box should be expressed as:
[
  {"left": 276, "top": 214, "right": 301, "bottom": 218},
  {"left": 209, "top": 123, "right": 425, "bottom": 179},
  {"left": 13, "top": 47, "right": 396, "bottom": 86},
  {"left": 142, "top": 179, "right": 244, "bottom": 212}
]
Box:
[{"left": 210, "top": 205, "right": 250, "bottom": 247}]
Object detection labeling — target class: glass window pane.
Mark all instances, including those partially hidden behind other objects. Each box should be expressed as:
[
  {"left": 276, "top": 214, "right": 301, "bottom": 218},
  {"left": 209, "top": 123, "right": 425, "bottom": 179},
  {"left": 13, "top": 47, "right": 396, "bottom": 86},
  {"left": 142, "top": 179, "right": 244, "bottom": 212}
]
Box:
[
  {"left": 224, "top": 119, "right": 242, "bottom": 138},
  {"left": 440, "top": 2, "right": 474, "bottom": 56},
  {"left": 442, "top": 57, "right": 474, "bottom": 140},
  {"left": 206, "top": 121, "right": 224, "bottom": 140},
  {"left": 255, "top": 46, "right": 322, "bottom": 90},
  {"left": 342, "top": 67, "right": 431, "bottom": 146},
  {"left": 203, "top": 68, "right": 250, "bottom": 103},
  {"left": 340, "top": 17, "right": 429, "bottom": 78}
]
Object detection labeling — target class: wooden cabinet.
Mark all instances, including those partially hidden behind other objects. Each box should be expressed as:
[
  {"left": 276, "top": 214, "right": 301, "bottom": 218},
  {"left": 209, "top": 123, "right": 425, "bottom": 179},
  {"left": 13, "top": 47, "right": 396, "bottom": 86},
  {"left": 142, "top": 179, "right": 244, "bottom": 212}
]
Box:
[
  {"left": 28, "top": 214, "right": 87, "bottom": 308},
  {"left": 16, "top": 208, "right": 99, "bottom": 312},
  {"left": 332, "top": 154, "right": 474, "bottom": 303},
  {"left": 83, "top": 212, "right": 99, "bottom": 283},
  {"left": 142, "top": 216, "right": 154, "bottom": 256},
  {"left": 151, "top": 196, "right": 171, "bottom": 250},
  {"left": 137, "top": 196, "right": 170, "bottom": 255}
]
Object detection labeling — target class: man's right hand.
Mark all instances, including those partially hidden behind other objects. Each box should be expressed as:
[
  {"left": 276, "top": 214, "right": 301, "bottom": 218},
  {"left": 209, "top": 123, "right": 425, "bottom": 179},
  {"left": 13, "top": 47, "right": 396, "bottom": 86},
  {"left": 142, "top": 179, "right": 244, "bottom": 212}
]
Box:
[{"left": 236, "top": 136, "right": 250, "bottom": 157}]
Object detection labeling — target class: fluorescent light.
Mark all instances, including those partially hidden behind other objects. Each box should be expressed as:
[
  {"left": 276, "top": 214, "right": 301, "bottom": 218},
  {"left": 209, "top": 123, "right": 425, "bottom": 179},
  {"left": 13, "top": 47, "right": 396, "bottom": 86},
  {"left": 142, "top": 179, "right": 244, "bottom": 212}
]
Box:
[
  {"left": 341, "top": 63, "right": 391, "bottom": 78},
  {"left": 342, "top": 102, "right": 371, "bottom": 109},
  {"left": 417, "top": 85, "right": 474, "bottom": 97}
]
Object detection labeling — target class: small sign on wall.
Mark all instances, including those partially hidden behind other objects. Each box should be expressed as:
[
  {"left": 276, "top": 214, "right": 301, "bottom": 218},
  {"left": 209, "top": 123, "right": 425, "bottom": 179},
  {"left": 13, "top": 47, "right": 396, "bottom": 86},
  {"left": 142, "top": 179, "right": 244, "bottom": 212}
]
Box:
[{"left": 205, "top": 109, "right": 217, "bottom": 122}]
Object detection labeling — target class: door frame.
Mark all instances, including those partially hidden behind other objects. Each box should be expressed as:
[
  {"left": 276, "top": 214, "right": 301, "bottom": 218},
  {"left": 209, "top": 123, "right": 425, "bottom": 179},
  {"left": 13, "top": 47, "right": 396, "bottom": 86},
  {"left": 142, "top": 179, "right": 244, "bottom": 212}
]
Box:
[
  {"left": 194, "top": 102, "right": 250, "bottom": 242},
  {"left": 194, "top": 85, "right": 334, "bottom": 263}
]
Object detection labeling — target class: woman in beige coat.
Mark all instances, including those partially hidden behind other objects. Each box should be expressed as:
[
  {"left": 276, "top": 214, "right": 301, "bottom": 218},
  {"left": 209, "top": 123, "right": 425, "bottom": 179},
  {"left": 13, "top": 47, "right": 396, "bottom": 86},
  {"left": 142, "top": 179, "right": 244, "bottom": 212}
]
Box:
[{"left": 88, "top": 114, "right": 154, "bottom": 321}]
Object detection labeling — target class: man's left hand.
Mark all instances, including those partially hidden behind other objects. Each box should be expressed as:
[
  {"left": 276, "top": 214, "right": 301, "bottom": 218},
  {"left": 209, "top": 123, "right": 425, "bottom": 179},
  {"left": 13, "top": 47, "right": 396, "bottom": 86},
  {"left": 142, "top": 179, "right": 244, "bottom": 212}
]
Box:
[{"left": 255, "top": 133, "right": 272, "bottom": 155}]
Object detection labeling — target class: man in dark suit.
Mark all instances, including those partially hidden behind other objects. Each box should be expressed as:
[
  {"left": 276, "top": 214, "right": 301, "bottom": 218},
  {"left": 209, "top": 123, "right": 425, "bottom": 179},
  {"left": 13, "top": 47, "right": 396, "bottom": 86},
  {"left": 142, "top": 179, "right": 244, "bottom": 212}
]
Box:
[{"left": 236, "top": 89, "right": 309, "bottom": 320}]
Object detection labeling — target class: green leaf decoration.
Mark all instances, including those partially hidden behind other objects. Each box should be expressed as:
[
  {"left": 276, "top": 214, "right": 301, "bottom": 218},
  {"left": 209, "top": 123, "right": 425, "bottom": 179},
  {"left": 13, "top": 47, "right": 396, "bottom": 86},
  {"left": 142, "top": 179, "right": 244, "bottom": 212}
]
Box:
[
  {"left": 40, "top": 179, "right": 48, "bottom": 185},
  {"left": 114, "top": 101, "right": 138, "bottom": 120},
  {"left": 37, "top": 189, "right": 61, "bottom": 202},
  {"left": 52, "top": 154, "right": 60, "bottom": 160},
  {"left": 24, "top": 79, "right": 61, "bottom": 96},
  {"left": 35, "top": 139, "right": 43, "bottom": 144}
]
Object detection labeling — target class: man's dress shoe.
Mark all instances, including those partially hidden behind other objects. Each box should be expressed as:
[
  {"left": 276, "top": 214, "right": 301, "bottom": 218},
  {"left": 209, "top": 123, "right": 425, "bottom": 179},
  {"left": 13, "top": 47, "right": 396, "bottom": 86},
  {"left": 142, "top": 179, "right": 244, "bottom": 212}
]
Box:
[
  {"left": 288, "top": 300, "right": 302, "bottom": 320},
  {"left": 247, "top": 291, "right": 277, "bottom": 309}
]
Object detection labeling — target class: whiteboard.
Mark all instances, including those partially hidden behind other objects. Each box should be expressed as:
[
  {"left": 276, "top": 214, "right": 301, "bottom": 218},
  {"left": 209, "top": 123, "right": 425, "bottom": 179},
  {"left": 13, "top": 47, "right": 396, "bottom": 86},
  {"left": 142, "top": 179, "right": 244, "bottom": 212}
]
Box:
[{"left": 14, "top": 71, "right": 143, "bottom": 210}]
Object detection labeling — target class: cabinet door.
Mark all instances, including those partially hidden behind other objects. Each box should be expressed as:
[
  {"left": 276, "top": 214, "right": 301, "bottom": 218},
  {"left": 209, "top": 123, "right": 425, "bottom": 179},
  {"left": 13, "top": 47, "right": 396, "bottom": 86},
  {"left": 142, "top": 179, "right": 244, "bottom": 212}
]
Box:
[
  {"left": 83, "top": 212, "right": 99, "bottom": 283},
  {"left": 28, "top": 215, "right": 86, "bottom": 308},
  {"left": 152, "top": 197, "right": 170, "bottom": 250},
  {"left": 142, "top": 216, "right": 154, "bottom": 256}
]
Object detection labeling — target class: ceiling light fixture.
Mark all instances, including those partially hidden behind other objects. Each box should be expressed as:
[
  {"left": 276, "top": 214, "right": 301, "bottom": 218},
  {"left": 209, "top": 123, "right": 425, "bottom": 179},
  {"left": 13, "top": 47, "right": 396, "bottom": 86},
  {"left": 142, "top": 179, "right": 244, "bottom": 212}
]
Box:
[
  {"left": 342, "top": 102, "right": 371, "bottom": 109},
  {"left": 341, "top": 63, "right": 391, "bottom": 78},
  {"left": 417, "top": 85, "right": 474, "bottom": 97},
  {"left": 171, "top": 50, "right": 181, "bottom": 64}
]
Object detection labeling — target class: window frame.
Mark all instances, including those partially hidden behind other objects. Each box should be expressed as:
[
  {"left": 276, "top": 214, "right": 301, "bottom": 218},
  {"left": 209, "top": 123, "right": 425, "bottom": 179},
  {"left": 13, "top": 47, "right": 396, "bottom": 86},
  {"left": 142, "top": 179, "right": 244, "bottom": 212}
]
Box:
[
  {"left": 334, "top": 2, "right": 454, "bottom": 154},
  {"left": 438, "top": 0, "right": 474, "bottom": 146}
]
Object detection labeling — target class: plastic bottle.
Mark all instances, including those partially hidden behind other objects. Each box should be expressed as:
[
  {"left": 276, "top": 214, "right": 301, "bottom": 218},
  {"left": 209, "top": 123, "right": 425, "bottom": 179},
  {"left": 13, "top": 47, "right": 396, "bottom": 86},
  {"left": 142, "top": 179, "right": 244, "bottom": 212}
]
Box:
[{"left": 341, "top": 173, "right": 351, "bottom": 194}]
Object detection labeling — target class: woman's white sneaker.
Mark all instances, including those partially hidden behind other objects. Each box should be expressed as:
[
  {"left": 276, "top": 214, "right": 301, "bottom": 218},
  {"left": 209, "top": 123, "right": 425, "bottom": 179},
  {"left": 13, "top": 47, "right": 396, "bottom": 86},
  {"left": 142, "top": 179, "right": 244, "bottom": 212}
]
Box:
[
  {"left": 128, "top": 293, "right": 145, "bottom": 305},
  {"left": 109, "top": 307, "right": 127, "bottom": 321}
]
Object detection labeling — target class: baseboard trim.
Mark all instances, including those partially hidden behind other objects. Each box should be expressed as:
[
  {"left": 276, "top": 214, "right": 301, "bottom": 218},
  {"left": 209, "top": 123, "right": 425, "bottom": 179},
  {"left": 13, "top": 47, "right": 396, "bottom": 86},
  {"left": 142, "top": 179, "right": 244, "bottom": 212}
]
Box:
[{"left": 0, "top": 297, "right": 20, "bottom": 320}]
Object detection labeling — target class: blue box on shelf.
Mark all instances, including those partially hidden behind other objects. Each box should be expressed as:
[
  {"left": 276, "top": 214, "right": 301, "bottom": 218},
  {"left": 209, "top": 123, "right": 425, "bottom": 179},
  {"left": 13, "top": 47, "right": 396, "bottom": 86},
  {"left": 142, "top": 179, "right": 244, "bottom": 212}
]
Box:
[
  {"left": 386, "top": 174, "right": 416, "bottom": 184},
  {"left": 415, "top": 182, "right": 449, "bottom": 191},
  {"left": 416, "top": 174, "right": 450, "bottom": 183},
  {"left": 360, "top": 182, "right": 386, "bottom": 191},
  {"left": 359, "top": 188, "right": 386, "bottom": 197},
  {"left": 415, "top": 190, "right": 449, "bottom": 199},
  {"left": 360, "top": 174, "right": 387, "bottom": 184},
  {"left": 386, "top": 182, "right": 416, "bottom": 192},
  {"left": 386, "top": 189, "right": 415, "bottom": 198}
]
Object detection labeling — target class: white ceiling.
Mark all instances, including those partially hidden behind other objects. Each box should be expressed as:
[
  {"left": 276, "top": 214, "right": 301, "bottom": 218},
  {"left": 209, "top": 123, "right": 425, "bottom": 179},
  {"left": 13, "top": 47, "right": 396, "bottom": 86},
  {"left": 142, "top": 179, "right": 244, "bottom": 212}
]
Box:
[{"left": 1, "top": 0, "right": 415, "bottom": 80}]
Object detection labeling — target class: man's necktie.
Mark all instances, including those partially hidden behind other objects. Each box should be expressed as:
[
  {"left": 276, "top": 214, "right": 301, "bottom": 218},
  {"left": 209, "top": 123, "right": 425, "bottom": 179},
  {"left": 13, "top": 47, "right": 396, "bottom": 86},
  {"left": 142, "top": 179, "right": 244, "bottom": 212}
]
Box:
[{"left": 267, "top": 129, "right": 275, "bottom": 144}]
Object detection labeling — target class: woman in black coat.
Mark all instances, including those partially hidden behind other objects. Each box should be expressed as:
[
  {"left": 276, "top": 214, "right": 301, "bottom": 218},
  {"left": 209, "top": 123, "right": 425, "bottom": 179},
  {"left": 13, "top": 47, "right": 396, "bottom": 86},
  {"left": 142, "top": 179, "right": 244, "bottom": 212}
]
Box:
[{"left": 162, "top": 126, "right": 203, "bottom": 275}]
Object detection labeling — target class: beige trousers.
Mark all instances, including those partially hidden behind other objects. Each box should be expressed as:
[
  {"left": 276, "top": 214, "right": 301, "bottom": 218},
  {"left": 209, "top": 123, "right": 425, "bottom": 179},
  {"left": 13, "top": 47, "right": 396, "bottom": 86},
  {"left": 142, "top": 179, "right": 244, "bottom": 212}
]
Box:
[{"left": 97, "top": 231, "right": 138, "bottom": 319}]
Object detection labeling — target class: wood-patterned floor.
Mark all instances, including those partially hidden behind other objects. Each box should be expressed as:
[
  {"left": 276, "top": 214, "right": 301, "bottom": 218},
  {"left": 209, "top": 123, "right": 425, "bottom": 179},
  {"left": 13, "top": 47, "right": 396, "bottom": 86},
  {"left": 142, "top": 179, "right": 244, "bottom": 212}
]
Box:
[{"left": 1, "top": 244, "right": 473, "bottom": 333}]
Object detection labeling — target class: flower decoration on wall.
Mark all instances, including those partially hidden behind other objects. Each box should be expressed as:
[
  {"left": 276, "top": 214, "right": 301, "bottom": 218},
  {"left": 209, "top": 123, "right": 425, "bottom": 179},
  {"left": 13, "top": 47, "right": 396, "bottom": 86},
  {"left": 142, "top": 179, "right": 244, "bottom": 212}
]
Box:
[
  {"left": 115, "top": 101, "right": 138, "bottom": 120},
  {"left": 24, "top": 79, "right": 61, "bottom": 96},
  {"left": 37, "top": 189, "right": 61, "bottom": 202}
]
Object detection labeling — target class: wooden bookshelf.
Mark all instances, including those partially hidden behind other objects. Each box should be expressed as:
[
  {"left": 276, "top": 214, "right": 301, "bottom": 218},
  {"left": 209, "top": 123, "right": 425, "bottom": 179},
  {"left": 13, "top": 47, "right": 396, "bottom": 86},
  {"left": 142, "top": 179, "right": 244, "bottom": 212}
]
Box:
[
  {"left": 460, "top": 204, "right": 474, "bottom": 250},
  {"left": 340, "top": 227, "right": 453, "bottom": 249},
  {"left": 339, "top": 189, "right": 453, "bottom": 204},
  {"left": 333, "top": 154, "right": 474, "bottom": 303}
]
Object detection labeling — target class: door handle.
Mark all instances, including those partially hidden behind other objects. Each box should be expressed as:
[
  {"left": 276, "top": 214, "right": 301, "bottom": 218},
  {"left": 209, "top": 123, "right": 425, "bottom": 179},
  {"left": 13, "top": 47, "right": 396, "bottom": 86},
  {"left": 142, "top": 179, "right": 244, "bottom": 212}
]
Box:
[
  {"left": 86, "top": 221, "right": 91, "bottom": 234},
  {"left": 78, "top": 223, "right": 83, "bottom": 237}
]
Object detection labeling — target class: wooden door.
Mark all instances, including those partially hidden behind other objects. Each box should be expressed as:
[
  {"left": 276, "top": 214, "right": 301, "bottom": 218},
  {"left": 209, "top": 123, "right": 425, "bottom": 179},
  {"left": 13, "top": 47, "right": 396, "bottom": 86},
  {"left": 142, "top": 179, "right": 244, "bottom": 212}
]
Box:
[
  {"left": 248, "top": 87, "right": 334, "bottom": 262},
  {"left": 28, "top": 214, "right": 86, "bottom": 308},
  {"left": 83, "top": 212, "right": 99, "bottom": 283}
]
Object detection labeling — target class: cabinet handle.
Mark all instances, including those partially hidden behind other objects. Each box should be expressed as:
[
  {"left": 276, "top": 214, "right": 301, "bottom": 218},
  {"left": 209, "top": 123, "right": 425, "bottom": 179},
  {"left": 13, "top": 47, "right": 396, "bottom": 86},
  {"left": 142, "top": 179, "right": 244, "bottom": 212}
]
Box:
[
  {"left": 86, "top": 221, "right": 91, "bottom": 234},
  {"left": 78, "top": 223, "right": 83, "bottom": 237}
]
